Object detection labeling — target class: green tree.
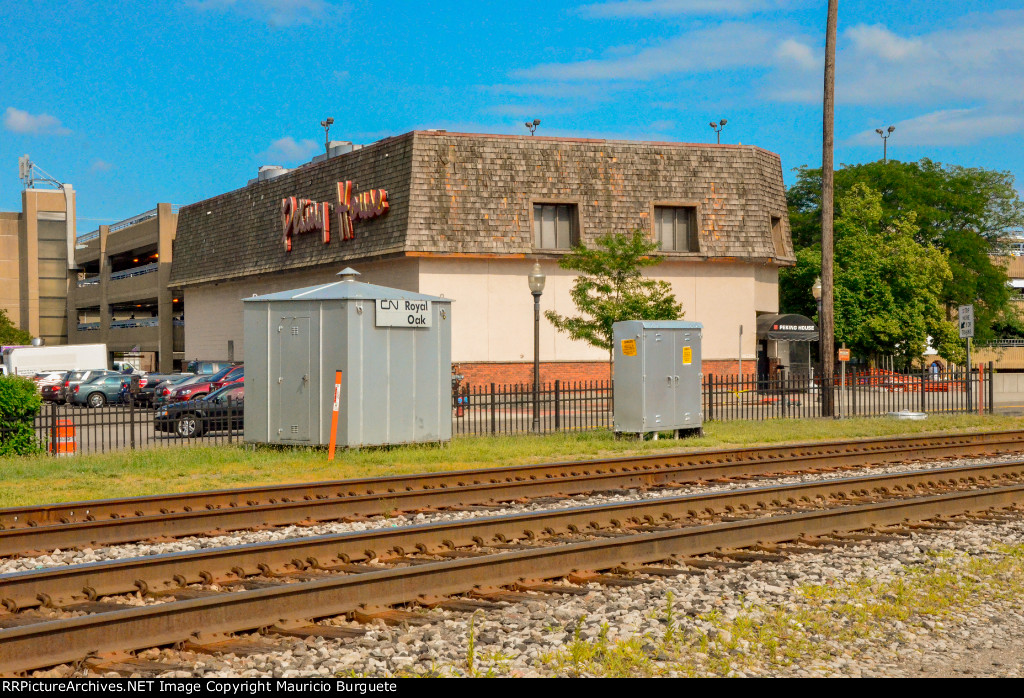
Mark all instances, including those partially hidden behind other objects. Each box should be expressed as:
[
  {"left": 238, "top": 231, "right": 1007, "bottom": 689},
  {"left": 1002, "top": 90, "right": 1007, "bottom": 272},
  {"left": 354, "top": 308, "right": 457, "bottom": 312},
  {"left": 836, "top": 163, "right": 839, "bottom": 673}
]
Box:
[
  {"left": 787, "top": 159, "right": 1024, "bottom": 344},
  {"left": 781, "top": 184, "right": 960, "bottom": 367},
  {"left": 545, "top": 230, "right": 684, "bottom": 362},
  {"left": 0, "top": 308, "right": 30, "bottom": 346},
  {"left": 0, "top": 375, "right": 43, "bottom": 455}
]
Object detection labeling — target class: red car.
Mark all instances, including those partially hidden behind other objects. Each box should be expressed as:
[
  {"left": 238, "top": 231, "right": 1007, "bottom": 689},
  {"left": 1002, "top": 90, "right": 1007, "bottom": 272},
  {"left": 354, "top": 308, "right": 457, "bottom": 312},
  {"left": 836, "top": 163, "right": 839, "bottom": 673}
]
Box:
[
  {"left": 210, "top": 364, "right": 244, "bottom": 390},
  {"left": 167, "top": 365, "right": 238, "bottom": 403}
]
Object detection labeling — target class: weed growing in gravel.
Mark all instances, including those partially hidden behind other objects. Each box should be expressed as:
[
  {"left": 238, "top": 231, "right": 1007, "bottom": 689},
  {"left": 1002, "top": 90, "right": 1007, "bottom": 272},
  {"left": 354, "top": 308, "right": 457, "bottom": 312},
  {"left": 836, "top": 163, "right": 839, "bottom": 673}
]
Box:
[{"left": 532, "top": 541, "right": 1024, "bottom": 677}]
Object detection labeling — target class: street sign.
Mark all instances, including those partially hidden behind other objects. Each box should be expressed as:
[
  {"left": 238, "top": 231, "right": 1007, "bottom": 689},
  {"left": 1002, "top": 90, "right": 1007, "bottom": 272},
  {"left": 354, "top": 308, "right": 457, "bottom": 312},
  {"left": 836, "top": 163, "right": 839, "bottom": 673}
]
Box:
[
  {"left": 958, "top": 304, "right": 974, "bottom": 339},
  {"left": 837, "top": 348, "right": 850, "bottom": 362}
]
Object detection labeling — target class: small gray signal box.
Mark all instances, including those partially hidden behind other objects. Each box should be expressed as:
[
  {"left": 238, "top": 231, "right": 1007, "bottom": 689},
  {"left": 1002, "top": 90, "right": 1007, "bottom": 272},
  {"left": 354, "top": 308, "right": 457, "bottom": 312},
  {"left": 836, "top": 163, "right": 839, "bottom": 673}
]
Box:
[
  {"left": 243, "top": 269, "right": 452, "bottom": 448},
  {"left": 612, "top": 320, "right": 703, "bottom": 437}
]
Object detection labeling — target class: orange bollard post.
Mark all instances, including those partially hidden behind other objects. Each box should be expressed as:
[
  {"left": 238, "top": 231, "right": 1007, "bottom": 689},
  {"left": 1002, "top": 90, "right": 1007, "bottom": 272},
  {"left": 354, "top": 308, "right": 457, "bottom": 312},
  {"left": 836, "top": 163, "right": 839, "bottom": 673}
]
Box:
[
  {"left": 328, "top": 370, "right": 343, "bottom": 461},
  {"left": 49, "top": 418, "right": 76, "bottom": 457}
]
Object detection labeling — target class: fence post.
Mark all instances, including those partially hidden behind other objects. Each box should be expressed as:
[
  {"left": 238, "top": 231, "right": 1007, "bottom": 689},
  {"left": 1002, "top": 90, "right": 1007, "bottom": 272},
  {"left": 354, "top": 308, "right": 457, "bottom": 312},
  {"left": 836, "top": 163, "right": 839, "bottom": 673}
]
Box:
[
  {"left": 920, "top": 369, "right": 926, "bottom": 414},
  {"left": 988, "top": 362, "right": 994, "bottom": 415},
  {"left": 227, "top": 396, "right": 234, "bottom": 444},
  {"left": 554, "top": 380, "right": 561, "bottom": 431},
  {"left": 130, "top": 395, "right": 137, "bottom": 448},
  {"left": 780, "top": 368, "right": 787, "bottom": 418},
  {"left": 708, "top": 374, "right": 715, "bottom": 422},
  {"left": 48, "top": 400, "right": 57, "bottom": 456},
  {"left": 490, "top": 383, "right": 496, "bottom": 435}
]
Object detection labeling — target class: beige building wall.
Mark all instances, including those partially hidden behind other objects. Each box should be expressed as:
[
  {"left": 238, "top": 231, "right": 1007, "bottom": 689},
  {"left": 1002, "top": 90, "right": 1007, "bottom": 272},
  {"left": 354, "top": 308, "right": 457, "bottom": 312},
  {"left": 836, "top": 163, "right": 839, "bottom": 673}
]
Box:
[
  {"left": 0, "top": 188, "right": 75, "bottom": 345},
  {"left": 0, "top": 213, "right": 20, "bottom": 323},
  {"left": 421, "top": 257, "right": 777, "bottom": 364},
  {"left": 184, "top": 256, "right": 779, "bottom": 366},
  {"left": 182, "top": 259, "right": 421, "bottom": 362}
]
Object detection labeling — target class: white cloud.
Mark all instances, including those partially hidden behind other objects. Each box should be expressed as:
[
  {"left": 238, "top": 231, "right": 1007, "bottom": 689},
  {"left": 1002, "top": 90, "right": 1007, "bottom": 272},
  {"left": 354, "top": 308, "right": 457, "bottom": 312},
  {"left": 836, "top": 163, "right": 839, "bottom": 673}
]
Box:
[
  {"left": 262, "top": 136, "right": 319, "bottom": 162},
  {"left": 579, "top": 0, "right": 795, "bottom": 18},
  {"left": 772, "top": 14, "right": 1024, "bottom": 107},
  {"left": 847, "top": 109, "right": 1024, "bottom": 148},
  {"left": 90, "top": 159, "right": 114, "bottom": 173},
  {"left": 515, "top": 23, "right": 782, "bottom": 82},
  {"left": 847, "top": 24, "right": 927, "bottom": 62},
  {"left": 3, "top": 107, "right": 71, "bottom": 135},
  {"left": 187, "top": 0, "right": 341, "bottom": 27},
  {"left": 775, "top": 38, "right": 817, "bottom": 72}
]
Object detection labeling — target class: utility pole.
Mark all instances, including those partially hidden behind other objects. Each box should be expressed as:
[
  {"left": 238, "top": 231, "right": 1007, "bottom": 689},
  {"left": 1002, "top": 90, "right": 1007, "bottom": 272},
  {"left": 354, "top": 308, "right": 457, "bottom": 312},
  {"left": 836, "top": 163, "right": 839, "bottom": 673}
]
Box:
[{"left": 821, "top": 0, "right": 838, "bottom": 417}]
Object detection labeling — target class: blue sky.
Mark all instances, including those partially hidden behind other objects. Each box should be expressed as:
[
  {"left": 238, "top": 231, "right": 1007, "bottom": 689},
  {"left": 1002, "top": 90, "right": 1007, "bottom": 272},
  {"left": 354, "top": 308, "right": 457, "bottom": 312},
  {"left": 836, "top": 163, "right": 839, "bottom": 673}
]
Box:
[{"left": 3, "top": 0, "right": 1024, "bottom": 234}]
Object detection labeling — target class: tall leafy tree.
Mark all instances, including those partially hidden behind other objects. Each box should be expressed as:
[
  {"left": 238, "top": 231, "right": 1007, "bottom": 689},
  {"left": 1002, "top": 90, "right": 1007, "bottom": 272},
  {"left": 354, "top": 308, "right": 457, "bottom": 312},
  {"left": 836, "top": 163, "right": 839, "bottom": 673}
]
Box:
[
  {"left": 0, "top": 309, "right": 30, "bottom": 346},
  {"left": 545, "top": 230, "right": 683, "bottom": 363},
  {"left": 782, "top": 184, "right": 960, "bottom": 367},
  {"left": 787, "top": 159, "right": 1024, "bottom": 344}
]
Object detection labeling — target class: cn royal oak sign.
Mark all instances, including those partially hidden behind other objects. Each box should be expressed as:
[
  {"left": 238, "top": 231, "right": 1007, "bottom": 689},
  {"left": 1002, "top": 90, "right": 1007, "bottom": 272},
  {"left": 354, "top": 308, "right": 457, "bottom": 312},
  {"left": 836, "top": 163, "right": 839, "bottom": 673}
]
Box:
[{"left": 281, "top": 181, "right": 389, "bottom": 252}]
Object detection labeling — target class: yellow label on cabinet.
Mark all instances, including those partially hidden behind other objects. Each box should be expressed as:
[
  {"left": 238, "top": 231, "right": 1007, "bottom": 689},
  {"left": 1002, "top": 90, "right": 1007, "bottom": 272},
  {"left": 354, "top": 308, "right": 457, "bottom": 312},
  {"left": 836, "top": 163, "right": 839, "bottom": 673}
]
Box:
[
  {"left": 682, "top": 346, "right": 692, "bottom": 365},
  {"left": 621, "top": 339, "right": 637, "bottom": 357}
]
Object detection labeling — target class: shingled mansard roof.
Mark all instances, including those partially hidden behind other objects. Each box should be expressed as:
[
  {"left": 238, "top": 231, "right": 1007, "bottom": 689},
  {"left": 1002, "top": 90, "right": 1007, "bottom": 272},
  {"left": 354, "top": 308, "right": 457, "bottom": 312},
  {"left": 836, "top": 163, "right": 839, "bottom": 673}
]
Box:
[{"left": 170, "top": 131, "right": 794, "bottom": 288}]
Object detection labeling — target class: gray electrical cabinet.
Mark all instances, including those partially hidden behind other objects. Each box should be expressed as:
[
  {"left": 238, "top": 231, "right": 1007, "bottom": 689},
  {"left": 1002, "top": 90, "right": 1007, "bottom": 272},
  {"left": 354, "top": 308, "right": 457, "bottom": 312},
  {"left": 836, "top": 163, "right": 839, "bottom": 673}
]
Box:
[
  {"left": 612, "top": 320, "right": 703, "bottom": 437},
  {"left": 243, "top": 269, "right": 452, "bottom": 448}
]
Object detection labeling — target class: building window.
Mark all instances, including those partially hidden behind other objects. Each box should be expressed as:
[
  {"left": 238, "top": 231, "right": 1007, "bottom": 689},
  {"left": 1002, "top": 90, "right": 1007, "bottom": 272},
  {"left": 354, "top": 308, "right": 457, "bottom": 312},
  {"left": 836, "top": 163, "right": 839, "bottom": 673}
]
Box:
[
  {"left": 654, "top": 206, "right": 698, "bottom": 252},
  {"left": 771, "top": 215, "right": 786, "bottom": 257},
  {"left": 534, "top": 203, "right": 577, "bottom": 249}
]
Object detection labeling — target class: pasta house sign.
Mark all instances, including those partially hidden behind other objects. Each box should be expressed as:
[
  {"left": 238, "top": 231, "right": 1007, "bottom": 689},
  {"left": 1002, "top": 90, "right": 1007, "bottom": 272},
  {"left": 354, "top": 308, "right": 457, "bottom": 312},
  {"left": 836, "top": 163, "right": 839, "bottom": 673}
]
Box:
[{"left": 281, "top": 181, "right": 389, "bottom": 252}]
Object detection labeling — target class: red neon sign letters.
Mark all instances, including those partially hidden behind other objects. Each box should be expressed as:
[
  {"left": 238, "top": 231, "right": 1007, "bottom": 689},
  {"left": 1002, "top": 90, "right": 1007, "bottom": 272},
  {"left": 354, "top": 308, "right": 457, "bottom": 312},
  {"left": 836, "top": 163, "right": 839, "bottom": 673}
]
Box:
[{"left": 281, "top": 181, "right": 389, "bottom": 252}]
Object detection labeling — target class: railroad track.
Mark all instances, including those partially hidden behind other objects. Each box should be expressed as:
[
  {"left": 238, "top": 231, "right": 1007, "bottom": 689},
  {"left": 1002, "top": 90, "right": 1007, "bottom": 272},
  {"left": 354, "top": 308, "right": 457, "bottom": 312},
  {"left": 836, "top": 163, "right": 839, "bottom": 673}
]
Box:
[
  {"left": 2, "top": 459, "right": 1024, "bottom": 674},
  {"left": 3, "top": 428, "right": 1024, "bottom": 556}
]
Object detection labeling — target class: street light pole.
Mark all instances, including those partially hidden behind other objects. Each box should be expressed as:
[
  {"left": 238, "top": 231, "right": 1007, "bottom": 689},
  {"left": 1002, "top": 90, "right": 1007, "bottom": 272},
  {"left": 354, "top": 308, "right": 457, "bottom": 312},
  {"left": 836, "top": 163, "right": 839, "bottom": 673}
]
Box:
[
  {"left": 709, "top": 119, "right": 728, "bottom": 144},
  {"left": 321, "top": 117, "right": 335, "bottom": 154},
  {"left": 812, "top": 276, "right": 823, "bottom": 372},
  {"left": 875, "top": 125, "right": 895, "bottom": 164},
  {"left": 528, "top": 262, "right": 547, "bottom": 432}
]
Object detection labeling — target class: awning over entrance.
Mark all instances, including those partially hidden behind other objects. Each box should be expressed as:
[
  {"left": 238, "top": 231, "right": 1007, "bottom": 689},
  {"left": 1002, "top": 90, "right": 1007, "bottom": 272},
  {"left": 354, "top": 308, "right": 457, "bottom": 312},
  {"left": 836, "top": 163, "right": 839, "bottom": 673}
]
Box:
[{"left": 756, "top": 313, "right": 819, "bottom": 342}]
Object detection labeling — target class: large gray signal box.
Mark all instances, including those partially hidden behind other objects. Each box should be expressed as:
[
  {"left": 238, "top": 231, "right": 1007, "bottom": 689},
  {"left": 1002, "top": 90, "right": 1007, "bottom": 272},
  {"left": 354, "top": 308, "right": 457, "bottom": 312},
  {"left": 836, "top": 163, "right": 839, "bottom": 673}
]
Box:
[
  {"left": 243, "top": 269, "right": 452, "bottom": 448},
  {"left": 612, "top": 320, "right": 703, "bottom": 437}
]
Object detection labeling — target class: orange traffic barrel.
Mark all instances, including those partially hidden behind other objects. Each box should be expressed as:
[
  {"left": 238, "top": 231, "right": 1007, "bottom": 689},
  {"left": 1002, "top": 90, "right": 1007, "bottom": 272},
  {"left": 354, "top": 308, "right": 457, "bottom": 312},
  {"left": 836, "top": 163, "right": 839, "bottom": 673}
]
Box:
[{"left": 49, "top": 418, "right": 76, "bottom": 457}]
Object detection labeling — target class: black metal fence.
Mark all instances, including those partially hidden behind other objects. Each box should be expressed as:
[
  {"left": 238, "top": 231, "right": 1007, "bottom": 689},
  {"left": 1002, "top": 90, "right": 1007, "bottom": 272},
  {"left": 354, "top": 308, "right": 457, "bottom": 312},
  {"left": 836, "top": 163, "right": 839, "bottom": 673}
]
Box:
[
  {"left": 6, "top": 365, "right": 999, "bottom": 456},
  {"left": 452, "top": 381, "right": 613, "bottom": 436},
  {"left": 29, "top": 398, "right": 243, "bottom": 456},
  {"left": 704, "top": 365, "right": 995, "bottom": 422}
]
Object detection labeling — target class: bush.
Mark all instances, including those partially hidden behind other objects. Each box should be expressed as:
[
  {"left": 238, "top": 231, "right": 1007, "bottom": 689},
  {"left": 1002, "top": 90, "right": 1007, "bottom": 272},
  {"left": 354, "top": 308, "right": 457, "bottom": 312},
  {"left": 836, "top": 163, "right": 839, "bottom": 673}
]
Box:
[{"left": 0, "top": 376, "right": 43, "bottom": 455}]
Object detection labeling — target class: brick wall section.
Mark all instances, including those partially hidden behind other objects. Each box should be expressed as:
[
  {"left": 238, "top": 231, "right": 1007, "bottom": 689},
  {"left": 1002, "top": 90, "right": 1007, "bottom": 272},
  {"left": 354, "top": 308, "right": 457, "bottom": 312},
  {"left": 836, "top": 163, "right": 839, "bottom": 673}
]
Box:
[
  {"left": 456, "top": 359, "right": 756, "bottom": 387},
  {"left": 456, "top": 361, "right": 611, "bottom": 387}
]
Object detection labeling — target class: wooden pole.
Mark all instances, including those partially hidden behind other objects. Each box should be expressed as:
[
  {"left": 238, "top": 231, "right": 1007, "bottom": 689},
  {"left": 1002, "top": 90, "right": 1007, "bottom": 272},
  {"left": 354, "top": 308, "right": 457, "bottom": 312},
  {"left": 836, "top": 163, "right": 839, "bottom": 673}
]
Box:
[{"left": 821, "top": 0, "right": 839, "bottom": 417}]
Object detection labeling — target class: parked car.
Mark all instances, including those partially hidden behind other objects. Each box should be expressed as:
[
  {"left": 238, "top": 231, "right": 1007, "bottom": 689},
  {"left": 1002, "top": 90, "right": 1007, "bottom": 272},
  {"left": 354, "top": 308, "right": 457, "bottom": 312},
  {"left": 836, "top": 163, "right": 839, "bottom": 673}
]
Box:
[
  {"left": 186, "top": 360, "right": 238, "bottom": 375},
  {"left": 166, "top": 365, "right": 238, "bottom": 404},
  {"left": 155, "top": 382, "right": 244, "bottom": 437},
  {"left": 210, "top": 364, "right": 243, "bottom": 390},
  {"left": 154, "top": 374, "right": 206, "bottom": 408},
  {"left": 136, "top": 373, "right": 193, "bottom": 407},
  {"left": 42, "top": 369, "right": 117, "bottom": 404},
  {"left": 34, "top": 371, "right": 68, "bottom": 399},
  {"left": 69, "top": 374, "right": 132, "bottom": 407},
  {"left": 33, "top": 371, "right": 66, "bottom": 389}
]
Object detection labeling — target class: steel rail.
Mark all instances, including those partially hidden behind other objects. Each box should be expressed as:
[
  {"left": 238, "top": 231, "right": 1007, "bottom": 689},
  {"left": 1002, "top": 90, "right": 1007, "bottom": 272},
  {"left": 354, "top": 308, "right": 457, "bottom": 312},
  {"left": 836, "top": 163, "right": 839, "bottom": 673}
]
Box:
[
  {"left": 3, "top": 460, "right": 1022, "bottom": 612},
  {"left": 4, "top": 429, "right": 1021, "bottom": 530},
  {"left": 2, "top": 429, "right": 1022, "bottom": 556},
  {"left": 1, "top": 484, "right": 1021, "bottom": 674}
]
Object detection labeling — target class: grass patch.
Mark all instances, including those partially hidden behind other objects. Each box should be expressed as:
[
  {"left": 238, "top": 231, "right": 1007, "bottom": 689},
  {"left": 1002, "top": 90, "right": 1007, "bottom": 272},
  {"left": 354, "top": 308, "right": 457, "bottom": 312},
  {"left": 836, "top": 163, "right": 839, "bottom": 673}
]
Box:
[{"left": 0, "top": 413, "right": 1019, "bottom": 507}]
